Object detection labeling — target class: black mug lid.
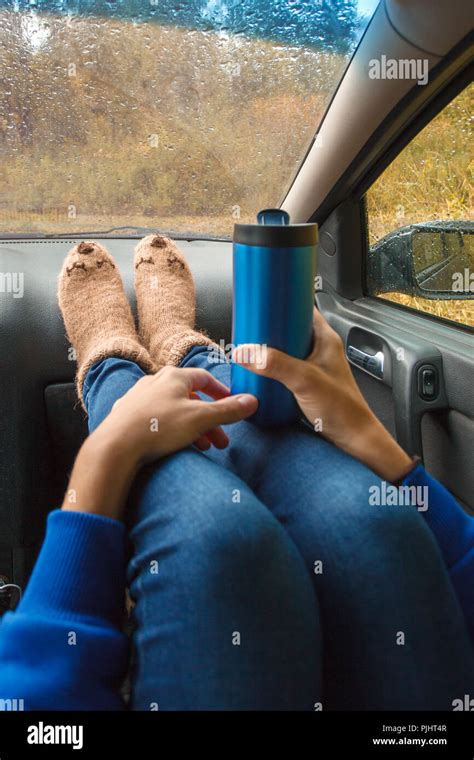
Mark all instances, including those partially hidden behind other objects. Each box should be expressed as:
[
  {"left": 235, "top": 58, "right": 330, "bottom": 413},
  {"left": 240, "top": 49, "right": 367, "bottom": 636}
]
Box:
[{"left": 234, "top": 223, "right": 318, "bottom": 247}]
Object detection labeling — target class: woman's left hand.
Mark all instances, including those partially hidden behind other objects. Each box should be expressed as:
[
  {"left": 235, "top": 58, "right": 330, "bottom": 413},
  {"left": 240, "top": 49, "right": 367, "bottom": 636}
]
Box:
[
  {"left": 97, "top": 365, "right": 257, "bottom": 464},
  {"left": 62, "top": 367, "right": 257, "bottom": 520}
]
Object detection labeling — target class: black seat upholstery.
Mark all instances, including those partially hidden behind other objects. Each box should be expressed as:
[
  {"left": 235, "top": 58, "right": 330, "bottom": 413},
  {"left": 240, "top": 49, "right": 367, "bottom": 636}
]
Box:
[{"left": 0, "top": 237, "right": 233, "bottom": 590}]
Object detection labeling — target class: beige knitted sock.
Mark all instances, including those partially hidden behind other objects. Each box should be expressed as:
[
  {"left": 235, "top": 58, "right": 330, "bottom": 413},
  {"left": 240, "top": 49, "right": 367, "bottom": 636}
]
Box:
[
  {"left": 134, "top": 233, "right": 215, "bottom": 366},
  {"left": 58, "top": 240, "right": 156, "bottom": 407}
]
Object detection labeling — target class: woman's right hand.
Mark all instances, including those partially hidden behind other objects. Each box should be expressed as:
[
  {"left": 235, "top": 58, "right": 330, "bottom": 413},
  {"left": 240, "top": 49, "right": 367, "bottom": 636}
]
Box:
[{"left": 233, "top": 308, "right": 413, "bottom": 483}]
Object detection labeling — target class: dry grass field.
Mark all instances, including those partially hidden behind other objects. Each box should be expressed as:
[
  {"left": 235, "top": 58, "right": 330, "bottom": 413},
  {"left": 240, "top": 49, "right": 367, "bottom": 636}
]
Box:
[{"left": 0, "top": 12, "right": 472, "bottom": 325}]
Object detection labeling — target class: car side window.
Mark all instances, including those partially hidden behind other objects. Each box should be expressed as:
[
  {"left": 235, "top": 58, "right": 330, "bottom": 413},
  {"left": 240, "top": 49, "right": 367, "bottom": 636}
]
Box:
[{"left": 365, "top": 85, "right": 473, "bottom": 328}]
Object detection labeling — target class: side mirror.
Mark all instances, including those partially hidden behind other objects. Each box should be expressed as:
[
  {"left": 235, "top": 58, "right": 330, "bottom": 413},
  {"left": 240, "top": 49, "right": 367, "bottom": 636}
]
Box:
[{"left": 367, "top": 221, "right": 474, "bottom": 300}]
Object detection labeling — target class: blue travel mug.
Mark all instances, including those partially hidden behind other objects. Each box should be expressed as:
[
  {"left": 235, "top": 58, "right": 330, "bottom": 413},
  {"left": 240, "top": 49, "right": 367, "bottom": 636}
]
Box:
[{"left": 231, "top": 209, "right": 318, "bottom": 426}]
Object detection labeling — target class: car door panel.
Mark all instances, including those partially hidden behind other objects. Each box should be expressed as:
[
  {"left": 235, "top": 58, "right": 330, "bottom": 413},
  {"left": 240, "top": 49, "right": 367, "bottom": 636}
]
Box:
[{"left": 318, "top": 290, "right": 473, "bottom": 512}]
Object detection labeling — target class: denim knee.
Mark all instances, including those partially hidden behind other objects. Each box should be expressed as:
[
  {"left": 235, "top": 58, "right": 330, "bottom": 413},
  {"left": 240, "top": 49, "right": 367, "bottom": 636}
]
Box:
[
  {"left": 126, "top": 453, "right": 322, "bottom": 709},
  {"left": 128, "top": 456, "right": 316, "bottom": 602}
]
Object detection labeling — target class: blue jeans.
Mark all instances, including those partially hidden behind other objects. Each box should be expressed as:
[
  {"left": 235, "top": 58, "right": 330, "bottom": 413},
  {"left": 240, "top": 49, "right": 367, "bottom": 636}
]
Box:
[{"left": 83, "top": 349, "right": 474, "bottom": 710}]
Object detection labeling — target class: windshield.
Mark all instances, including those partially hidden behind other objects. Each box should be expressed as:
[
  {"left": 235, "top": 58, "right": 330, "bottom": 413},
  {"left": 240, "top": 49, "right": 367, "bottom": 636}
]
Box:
[{"left": 0, "top": 0, "right": 378, "bottom": 239}]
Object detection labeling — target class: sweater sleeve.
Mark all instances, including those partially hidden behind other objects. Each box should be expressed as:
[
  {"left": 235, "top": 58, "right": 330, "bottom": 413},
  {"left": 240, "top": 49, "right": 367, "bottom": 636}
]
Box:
[
  {"left": 403, "top": 464, "right": 474, "bottom": 643},
  {"left": 0, "top": 509, "right": 129, "bottom": 710}
]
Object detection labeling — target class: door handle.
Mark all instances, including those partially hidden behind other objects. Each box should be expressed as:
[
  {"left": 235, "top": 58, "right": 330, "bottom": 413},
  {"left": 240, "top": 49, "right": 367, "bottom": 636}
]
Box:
[{"left": 347, "top": 345, "right": 384, "bottom": 379}]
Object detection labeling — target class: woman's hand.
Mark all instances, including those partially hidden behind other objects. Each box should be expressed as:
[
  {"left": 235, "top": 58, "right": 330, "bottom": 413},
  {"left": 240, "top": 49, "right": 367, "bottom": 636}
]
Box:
[
  {"left": 98, "top": 366, "right": 257, "bottom": 463},
  {"left": 62, "top": 367, "right": 257, "bottom": 520},
  {"left": 233, "top": 308, "right": 413, "bottom": 482}
]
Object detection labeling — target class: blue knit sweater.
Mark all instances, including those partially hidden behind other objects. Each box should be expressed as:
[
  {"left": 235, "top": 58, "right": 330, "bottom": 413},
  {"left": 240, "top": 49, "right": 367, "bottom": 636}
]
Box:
[{"left": 0, "top": 465, "right": 472, "bottom": 710}]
